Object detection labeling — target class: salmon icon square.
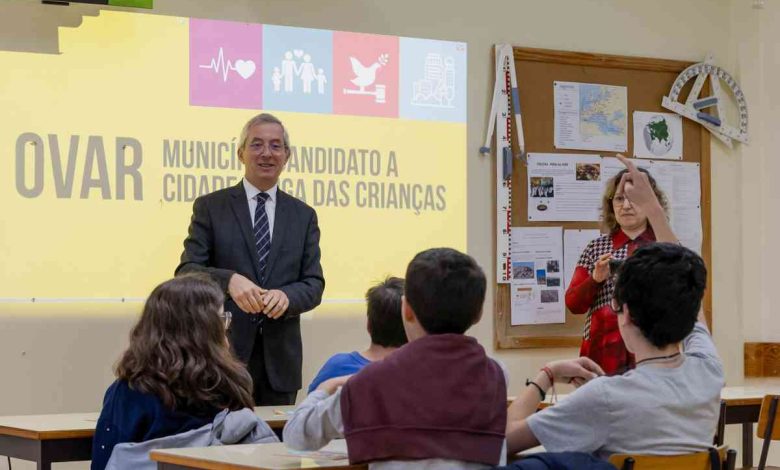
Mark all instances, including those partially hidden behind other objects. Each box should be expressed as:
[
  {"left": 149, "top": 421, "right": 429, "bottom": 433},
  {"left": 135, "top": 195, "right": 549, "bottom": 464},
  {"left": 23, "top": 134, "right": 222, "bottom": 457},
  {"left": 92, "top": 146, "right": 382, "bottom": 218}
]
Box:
[
  {"left": 190, "top": 19, "right": 263, "bottom": 109},
  {"left": 333, "top": 31, "right": 398, "bottom": 118}
]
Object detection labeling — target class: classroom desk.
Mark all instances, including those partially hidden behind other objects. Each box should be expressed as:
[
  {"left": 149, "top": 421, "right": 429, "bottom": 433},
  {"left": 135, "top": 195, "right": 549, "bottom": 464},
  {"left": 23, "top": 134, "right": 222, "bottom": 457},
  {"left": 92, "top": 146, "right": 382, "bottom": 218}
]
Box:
[
  {"left": 0, "top": 412, "right": 98, "bottom": 470},
  {"left": 721, "top": 380, "right": 780, "bottom": 468},
  {"left": 0, "top": 406, "right": 295, "bottom": 470},
  {"left": 151, "top": 441, "right": 538, "bottom": 470},
  {"left": 255, "top": 406, "right": 296, "bottom": 435},
  {"left": 151, "top": 440, "right": 365, "bottom": 470}
]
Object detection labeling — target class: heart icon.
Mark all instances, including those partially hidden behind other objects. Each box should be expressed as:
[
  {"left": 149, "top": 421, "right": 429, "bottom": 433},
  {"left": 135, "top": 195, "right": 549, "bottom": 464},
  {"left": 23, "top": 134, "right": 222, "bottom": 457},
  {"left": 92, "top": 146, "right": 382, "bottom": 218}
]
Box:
[
  {"left": 293, "top": 49, "right": 304, "bottom": 58},
  {"left": 234, "top": 59, "right": 256, "bottom": 79}
]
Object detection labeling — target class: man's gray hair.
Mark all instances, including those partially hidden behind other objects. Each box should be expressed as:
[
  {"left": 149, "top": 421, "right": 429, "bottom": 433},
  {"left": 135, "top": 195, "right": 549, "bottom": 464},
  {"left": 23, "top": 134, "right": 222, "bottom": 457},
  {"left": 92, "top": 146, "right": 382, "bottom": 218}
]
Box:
[{"left": 238, "top": 113, "right": 290, "bottom": 154}]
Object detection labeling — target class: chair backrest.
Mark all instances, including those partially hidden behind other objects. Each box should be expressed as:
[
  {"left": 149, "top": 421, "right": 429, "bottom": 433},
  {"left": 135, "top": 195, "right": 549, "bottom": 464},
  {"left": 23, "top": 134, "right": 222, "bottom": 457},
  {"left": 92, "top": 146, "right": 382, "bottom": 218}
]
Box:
[
  {"left": 608, "top": 446, "right": 736, "bottom": 470},
  {"left": 757, "top": 395, "right": 780, "bottom": 440},
  {"left": 756, "top": 395, "right": 780, "bottom": 470}
]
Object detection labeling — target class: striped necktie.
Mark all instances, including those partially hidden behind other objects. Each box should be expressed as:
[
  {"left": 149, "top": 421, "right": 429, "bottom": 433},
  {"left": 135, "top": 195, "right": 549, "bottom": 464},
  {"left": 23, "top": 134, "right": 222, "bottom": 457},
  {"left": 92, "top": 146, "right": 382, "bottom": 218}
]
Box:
[{"left": 254, "top": 192, "right": 271, "bottom": 280}]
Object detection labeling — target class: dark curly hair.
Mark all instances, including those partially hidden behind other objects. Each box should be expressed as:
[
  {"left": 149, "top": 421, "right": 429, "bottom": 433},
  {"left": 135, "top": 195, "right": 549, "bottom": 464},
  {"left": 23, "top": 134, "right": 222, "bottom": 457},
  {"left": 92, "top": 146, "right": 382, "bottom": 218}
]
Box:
[
  {"left": 115, "top": 273, "right": 254, "bottom": 411},
  {"left": 613, "top": 243, "right": 706, "bottom": 348}
]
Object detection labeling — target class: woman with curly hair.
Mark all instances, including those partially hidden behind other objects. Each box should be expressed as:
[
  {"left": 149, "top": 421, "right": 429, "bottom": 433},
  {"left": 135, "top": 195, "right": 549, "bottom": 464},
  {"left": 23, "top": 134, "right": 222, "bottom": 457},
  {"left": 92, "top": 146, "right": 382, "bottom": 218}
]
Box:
[
  {"left": 565, "top": 157, "right": 677, "bottom": 375},
  {"left": 91, "top": 274, "right": 254, "bottom": 470}
]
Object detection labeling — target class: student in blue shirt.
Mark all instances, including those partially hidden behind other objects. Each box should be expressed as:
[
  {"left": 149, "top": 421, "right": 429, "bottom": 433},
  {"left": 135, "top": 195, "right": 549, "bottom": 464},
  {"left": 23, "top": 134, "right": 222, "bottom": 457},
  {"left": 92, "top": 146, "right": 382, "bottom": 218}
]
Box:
[
  {"left": 307, "top": 277, "right": 406, "bottom": 393},
  {"left": 91, "top": 274, "right": 255, "bottom": 470}
]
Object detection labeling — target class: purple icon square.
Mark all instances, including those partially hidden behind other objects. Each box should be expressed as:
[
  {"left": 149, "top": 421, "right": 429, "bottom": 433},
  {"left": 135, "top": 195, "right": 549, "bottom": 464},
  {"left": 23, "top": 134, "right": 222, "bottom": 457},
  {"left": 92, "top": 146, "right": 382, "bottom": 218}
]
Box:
[{"left": 190, "top": 19, "right": 263, "bottom": 109}]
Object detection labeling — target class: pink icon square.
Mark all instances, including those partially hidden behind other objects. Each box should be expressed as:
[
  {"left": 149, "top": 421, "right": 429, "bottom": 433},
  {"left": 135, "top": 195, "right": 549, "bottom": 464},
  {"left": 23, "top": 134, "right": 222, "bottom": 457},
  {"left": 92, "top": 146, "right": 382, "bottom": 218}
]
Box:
[
  {"left": 333, "top": 31, "right": 398, "bottom": 118},
  {"left": 190, "top": 19, "right": 263, "bottom": 109}
]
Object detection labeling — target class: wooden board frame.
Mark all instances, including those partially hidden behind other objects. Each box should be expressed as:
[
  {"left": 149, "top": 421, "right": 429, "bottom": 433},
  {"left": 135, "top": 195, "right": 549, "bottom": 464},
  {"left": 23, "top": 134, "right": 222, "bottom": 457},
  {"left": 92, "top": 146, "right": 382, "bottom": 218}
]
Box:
[
  {"left": 495, "top": 47, "right": 712, "bottom": 349},
  {"left": 745, "top": 343, "right": 780, "bottom": 377}
]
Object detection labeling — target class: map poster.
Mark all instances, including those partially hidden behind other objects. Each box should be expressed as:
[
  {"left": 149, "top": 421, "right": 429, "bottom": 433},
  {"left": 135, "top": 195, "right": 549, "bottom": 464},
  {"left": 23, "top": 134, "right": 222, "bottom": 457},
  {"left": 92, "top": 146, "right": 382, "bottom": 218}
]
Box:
[
  {"left": 510, "top": 226, "right": 565, "bottom": 326},
  {"left": 633, "top": 111, "right": 683, "bottom": 160},
  {"left": 554, "top": 81, "right": 627, "bottom": 152}
]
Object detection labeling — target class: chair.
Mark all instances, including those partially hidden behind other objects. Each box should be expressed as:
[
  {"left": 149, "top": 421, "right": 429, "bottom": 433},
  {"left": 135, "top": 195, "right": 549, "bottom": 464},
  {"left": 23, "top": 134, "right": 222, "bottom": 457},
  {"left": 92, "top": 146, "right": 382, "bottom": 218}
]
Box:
[
  {"left": 715, "top": 399, "right": 727, "bottom": 446},
  {"left": 754, "top": 394, "right": 780, "bottom": 470},
  {"left": 608, "top": 445, "right": 736, "bottom": 470}
]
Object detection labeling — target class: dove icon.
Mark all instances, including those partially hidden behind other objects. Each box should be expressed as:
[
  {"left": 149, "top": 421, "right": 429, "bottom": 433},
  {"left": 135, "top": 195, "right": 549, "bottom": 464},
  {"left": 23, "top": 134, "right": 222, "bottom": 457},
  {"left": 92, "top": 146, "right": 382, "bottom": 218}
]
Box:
[{"left": 343, "top": 53, "right": 389, "bottom": 103}]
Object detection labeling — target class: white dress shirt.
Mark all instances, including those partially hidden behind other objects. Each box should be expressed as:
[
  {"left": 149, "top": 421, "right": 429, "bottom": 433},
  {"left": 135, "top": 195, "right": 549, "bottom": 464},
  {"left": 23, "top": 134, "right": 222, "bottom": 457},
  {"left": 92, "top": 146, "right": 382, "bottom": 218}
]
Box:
[{"left": 243, "top": 179, "right": 277, "bottom": 242}]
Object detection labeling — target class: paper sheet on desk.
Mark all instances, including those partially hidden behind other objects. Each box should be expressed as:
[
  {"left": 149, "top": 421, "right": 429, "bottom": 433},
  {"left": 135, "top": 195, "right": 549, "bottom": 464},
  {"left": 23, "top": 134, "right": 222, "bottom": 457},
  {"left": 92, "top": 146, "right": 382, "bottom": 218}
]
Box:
[
  {"left": 283, "top": 450, "right": 349, "bottom": 460},
  {"left": 281, "top": 440, "right": 350, "bottom": 460}
]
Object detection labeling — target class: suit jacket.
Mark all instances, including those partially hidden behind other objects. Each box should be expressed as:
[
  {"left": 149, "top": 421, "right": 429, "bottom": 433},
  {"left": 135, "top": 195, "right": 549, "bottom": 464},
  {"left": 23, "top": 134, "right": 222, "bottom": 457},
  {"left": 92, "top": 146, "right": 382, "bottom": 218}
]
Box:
[{"left": 175, "top": 182, "right": 324, "bottom": 392}]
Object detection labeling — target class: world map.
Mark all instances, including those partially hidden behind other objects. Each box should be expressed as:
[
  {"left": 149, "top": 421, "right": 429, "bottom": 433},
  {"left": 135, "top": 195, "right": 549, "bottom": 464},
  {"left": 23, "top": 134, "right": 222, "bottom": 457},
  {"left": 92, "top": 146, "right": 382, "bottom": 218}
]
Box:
[{"left": 579, "top": 84, "right": 627, "bottom": 140}]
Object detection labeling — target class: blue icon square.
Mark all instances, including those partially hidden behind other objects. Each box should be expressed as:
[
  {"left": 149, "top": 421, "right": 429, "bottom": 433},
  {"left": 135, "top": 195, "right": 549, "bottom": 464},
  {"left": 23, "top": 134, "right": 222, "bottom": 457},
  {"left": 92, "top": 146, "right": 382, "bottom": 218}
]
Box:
[
  {"left": 399, "top": 37, "right": 467, "bottom": 122},
  {"left": 263, "top": 25, "right": 333, "bottom": 114}
]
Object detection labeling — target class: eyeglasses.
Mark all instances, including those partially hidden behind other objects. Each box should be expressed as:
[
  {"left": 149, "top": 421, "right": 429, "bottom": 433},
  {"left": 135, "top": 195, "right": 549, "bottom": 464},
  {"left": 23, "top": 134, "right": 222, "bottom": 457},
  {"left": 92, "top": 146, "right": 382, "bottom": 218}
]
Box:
[
  {"left": 248, "top": 142, "right": 285, "bottom": 155},
  {"left": 219, "top": 310, "right": 232, "bottom": 330},
  {"left": 611, "top": 195, "right": 632, "bottom": 206},
  {"left": 609, "top": 297, "right": 623, "bottom": 314}
]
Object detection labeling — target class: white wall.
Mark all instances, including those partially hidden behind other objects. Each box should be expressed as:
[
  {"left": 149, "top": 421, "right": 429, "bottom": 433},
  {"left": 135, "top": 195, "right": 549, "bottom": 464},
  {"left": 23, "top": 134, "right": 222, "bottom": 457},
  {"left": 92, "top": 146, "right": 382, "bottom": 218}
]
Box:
[
  {"left": 1, "top": 0, "right": 766, "bottom": 467},
  {"left": 732, "top": 0, "right": 780, "bottom": 343}
]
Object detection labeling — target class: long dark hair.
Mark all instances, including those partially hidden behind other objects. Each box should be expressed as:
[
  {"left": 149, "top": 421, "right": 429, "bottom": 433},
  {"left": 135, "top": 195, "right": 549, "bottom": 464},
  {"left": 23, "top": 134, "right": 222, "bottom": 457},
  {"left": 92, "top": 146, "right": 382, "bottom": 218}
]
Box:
[{"left": 115, "top": 274, "right": 254, "bottom": 411}]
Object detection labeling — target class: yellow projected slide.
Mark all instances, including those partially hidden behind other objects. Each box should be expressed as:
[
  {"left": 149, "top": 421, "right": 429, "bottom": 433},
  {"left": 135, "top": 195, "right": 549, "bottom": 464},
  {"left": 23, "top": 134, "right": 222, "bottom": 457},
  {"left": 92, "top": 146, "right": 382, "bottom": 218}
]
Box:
[{"left": 0, "top": 12, "right": 466, "bottom": 307}]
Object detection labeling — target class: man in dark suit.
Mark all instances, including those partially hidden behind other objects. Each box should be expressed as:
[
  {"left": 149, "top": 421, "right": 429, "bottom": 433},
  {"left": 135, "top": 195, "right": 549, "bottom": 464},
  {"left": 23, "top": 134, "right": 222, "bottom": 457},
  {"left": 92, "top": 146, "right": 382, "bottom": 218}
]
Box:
[{"left": 176, "top": 113, "right": 324, "bottom": 405}]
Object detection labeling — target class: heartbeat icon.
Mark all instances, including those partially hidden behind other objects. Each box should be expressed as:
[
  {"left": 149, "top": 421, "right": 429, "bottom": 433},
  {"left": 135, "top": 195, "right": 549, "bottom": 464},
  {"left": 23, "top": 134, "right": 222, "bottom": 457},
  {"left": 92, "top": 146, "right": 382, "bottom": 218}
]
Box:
[{"left": 199, "top": 47, "right": 257, "bottom": 81}]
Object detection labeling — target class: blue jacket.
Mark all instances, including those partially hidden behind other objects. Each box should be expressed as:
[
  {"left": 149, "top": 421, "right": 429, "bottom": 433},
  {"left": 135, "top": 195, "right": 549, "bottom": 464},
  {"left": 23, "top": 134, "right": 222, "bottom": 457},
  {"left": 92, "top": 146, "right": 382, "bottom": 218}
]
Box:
[
  {"left": 91, "top": 380, "right": 220, "bottom": 470},
  {"left": 494, "top": 452, "right": 617, "bottom": 470}
]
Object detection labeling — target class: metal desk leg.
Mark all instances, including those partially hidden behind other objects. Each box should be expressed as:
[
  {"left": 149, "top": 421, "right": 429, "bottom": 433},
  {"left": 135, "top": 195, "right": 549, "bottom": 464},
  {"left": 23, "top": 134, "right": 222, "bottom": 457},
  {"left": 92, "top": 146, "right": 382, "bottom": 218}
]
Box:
[{"left": 743, "top": 422, "right": 753, "bottom": 468}]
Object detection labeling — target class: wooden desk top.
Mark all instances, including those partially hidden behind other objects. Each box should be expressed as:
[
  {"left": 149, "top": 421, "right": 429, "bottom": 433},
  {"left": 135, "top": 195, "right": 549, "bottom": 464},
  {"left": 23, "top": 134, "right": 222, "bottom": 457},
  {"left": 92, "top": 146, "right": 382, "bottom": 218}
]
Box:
[
  {"left": 0, "top": 406, "right": 295, "bottom": 441},
  {"left": 253, "top": 406, "right": 295, "bottom": 429},
  {"left": 150, "top": 441, "right": 365, "bottom": 470},
  {"left": 721, "top": 380, "right": 780, "bottom": 406},
  {"left": 4, "top": 381, "right": 777, "bottom": 442},
  {"left": 0, "top": 412, "right": 99, "bottom": 440}
]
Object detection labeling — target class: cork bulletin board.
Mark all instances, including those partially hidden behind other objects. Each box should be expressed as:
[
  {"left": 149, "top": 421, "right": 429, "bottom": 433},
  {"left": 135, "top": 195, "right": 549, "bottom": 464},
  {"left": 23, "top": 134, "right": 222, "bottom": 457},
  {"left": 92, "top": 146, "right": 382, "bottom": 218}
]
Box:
[{"left": 495, "top": 47, "right": 712, "bottom": 349}]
